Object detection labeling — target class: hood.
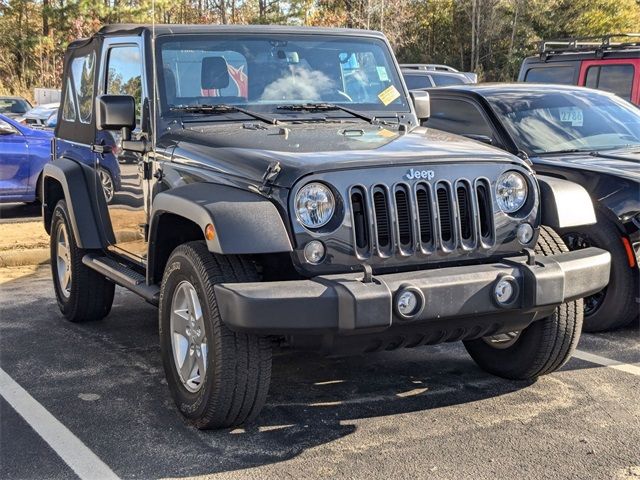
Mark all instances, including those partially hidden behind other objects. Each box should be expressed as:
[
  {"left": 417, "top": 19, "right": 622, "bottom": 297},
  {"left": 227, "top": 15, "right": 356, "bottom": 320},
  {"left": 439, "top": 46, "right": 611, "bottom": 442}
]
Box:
[
  {"left": 533, "top": 147, "right": 640, "bottom": 182},
  {"left": 165, "top": 121, "right": 524, "bottom": 187},
  {"left": 25, "top": 103, "right": 59, "bottom": 119}
]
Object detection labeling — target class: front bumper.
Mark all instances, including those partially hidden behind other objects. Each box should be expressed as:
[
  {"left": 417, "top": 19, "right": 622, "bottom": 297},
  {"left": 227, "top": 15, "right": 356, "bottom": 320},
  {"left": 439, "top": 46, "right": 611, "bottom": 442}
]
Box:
[{"left": 214, "top": 247, "right": 611, "bottom": 336}]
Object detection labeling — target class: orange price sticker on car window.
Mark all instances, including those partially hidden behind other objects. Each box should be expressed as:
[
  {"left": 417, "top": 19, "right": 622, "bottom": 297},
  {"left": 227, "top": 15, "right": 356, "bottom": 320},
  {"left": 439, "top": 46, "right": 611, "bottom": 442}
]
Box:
[{"left": 378, "top": 85, "right": 400, "bottom": 106}]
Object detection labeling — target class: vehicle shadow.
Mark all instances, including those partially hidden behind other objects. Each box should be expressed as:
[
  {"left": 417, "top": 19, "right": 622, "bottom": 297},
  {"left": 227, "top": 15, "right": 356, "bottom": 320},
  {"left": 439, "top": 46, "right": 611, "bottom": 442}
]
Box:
[
  {"left": 171, "top": 347, "right": 532, "bottom": 478},
  {"left": 0, "top": 202, "right": 40, "bottom": 221},
  {"left": 0, "top": 270, "right": 533, "bottom": 478}
]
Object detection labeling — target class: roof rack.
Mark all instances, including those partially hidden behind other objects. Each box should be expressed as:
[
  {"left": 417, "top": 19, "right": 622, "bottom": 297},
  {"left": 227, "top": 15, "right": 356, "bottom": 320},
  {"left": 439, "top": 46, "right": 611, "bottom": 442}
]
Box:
[
  {"left": 399, "top": 64, "right": 459, "bottom": 73},
  {"left": 537, "top": 33, "right": 640, "bottom": 57}
]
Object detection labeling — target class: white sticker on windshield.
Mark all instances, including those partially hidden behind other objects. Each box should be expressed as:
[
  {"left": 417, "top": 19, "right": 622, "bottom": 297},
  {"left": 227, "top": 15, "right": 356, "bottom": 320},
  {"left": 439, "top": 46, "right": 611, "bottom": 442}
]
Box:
[
  {"left": 376, "top": 66, "right": 389, "bottom": 82},
  {"left": 559, "top": 107, "right": 583, "bottom": 127}
]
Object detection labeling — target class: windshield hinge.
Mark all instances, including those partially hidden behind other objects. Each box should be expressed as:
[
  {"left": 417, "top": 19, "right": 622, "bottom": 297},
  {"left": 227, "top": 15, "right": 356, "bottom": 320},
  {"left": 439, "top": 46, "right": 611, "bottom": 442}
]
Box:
[{"left": 259, "top": 161, "right": 281, "bottom": 193}]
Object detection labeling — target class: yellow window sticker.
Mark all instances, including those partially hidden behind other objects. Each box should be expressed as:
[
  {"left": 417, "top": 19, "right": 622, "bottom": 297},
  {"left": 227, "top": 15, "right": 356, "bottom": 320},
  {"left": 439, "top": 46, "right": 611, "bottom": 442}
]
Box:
[
  {"left": 378, "top": 85, "right": 400, "bottom": 106},
  {"left": 377, "top": 128, "right": 396, "bottom": 138}
]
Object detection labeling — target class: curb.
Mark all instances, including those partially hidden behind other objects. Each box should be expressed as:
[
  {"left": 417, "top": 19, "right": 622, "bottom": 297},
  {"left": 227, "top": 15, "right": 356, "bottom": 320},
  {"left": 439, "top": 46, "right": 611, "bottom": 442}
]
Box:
[{"left": 0, "top": 248, "right": 50, "bottom": 268}]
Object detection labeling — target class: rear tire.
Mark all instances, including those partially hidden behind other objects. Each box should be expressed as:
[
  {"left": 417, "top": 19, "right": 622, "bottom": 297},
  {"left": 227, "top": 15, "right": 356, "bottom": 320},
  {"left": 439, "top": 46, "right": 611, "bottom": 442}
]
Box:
[
  {"left": 561, "top": 212, "right": 638, "bottom": 332},
  {"left": 159, "top": 241, "right": 272, "bottom": 430},
  {"left": 50, "top": 200, "right": 115, "bottom": 322},
  {"left": 463, "top": 226, "right": 583, "bottom": 380}
]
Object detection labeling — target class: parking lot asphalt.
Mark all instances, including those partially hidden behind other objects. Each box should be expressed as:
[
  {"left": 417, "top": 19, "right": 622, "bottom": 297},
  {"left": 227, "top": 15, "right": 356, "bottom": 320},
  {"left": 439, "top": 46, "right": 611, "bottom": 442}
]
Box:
[{"left": 1, "top": 265, "right": 638, "bottom": 480}]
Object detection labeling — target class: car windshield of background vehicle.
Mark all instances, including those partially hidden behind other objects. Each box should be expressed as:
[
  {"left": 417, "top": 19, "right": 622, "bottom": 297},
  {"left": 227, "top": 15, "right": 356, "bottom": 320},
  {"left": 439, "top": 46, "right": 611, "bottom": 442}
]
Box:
[
  {"left": 487, "top": 90, "right": 640, "bottom": 154},
  {"left": 523, "top": 66, "right": 575, "bottom": 84},
  {"left": 0, "top": 98, "right": 29, "bottom": 115},
  {"left": 430, "top": 73, "right": 466, "bottom": 86},
  {"left": 158, "top": 34, "right": 409, "bottom": 117}
]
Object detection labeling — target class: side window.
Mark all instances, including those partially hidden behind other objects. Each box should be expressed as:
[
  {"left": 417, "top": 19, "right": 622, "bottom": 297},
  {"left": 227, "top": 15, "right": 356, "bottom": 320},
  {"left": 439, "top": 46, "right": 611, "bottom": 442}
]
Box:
[
  {"left": 70, "top": 52, "right": 96, "bottom": 123},
  {"left": 426, "top": 98, "right": 497, "bottom": 144},
  {"left": 62, "top": 78, "right": 77, "bottom": 122},
  {"left": 524, "top": 66, "right": 574, "bottom": 84},
  {"left": 404, "top": 74, "right": 432, "bottom": 90},
  {"left": 584, "top": 65, "right": 634, "bottom": 101},
  {"left": 106, "top": 45, "right": 143, "bottom": 122},
  {"left": 0, "top": 118, "right": 16, "bottom": 134}
]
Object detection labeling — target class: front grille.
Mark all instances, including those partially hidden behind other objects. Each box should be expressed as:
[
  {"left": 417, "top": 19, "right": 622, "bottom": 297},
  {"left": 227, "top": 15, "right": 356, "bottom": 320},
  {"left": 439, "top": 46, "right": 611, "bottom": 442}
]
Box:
[{"left": 350, "top": 179, "right": 495, "bottom": 258}]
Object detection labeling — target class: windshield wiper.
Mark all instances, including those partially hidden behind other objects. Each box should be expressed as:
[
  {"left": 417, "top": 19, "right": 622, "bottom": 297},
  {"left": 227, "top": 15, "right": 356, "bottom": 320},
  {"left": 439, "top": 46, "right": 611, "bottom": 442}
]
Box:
[
  {"left": 539, "top": 148, "right": 593, "bottom": 155},
  {"left": 170, "top": 104, "right": 279, "bottom": 125},
  {"left": 276, "top": 103, "right": 388, "bottom": 125}
]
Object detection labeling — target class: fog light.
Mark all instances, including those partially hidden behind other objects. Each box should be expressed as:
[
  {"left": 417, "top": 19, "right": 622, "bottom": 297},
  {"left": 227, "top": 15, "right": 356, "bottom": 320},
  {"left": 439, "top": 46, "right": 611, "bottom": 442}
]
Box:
[
  {"left": 517, "top": 223, "right": 534, "bottom": 244},
  {"left": 494, "top": 276, "right": 518, "bottom": 306},
  {"left": 395, "top": 288, "right": 423, "bottom": 319},
  {"left": 303, "top": 240, "right": 325, "bottom": 264}
]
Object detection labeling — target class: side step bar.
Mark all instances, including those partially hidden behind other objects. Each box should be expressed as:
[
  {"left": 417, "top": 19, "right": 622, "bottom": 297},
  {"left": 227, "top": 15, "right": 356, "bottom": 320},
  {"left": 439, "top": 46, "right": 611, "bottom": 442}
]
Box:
[{"left": 82, "top": 254, "right": 160, "bottom": 305}]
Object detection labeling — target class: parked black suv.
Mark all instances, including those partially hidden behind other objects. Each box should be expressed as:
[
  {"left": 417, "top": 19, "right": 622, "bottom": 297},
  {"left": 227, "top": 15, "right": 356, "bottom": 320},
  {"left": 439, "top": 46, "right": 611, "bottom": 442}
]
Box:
[{"left": 43, "top": 25, "right": 611, "bottom": 429}]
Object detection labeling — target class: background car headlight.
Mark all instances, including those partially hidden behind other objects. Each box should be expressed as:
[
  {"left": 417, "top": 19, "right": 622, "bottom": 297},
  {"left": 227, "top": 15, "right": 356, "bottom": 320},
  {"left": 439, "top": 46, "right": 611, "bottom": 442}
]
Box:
[
  {"left": 295, "top": 182, "right": 335, "bottom": 228},
  {"left": 495, "top": 171, "right": 528, "bottom": 213}
]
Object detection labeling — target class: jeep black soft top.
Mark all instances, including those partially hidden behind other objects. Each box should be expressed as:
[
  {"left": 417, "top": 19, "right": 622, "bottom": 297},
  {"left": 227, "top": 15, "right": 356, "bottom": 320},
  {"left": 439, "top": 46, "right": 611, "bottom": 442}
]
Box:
[{"left": 43, "top": 24, "right": 611, "bottom": 429}]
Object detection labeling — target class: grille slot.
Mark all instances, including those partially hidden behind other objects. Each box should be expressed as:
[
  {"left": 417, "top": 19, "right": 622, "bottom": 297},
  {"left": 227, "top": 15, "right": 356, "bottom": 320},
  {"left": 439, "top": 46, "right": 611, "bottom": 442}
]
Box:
[
  {"left": 350, "top": 177, "right": 493, "bottom": 258},
  {"left": 395, "top": 187, "right": 412, "bottom": 247},
  {"left": 350, "top": 188, "right": 369, "bottom": 251},
  {"left": 437, "top": 185, "right": 453, "bottom": 244},
  {"left": 457, "top": 184, "right": 472, "bottom": 241},
  {"left": 416, "top": 185, "right": 433, "bottom": 246},
  {"left": 373, "top": 188, "right": 391, "bottom": 250},
  {"left": 476, "top": 181, "right": 493, "bottom": 240}
]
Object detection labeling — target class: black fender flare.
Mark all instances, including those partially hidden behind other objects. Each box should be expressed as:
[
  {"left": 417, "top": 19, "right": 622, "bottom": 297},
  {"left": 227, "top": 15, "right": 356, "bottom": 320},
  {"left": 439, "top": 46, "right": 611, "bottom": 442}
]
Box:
[
  {"left": 148, "top": 182, "right": 293, "bottom": 255},
  {"left": 537, "top": 175, "right": 596, "bottom": 229},
  {"left": 42, "top": 158, "right": 113, "bottom": 249}
]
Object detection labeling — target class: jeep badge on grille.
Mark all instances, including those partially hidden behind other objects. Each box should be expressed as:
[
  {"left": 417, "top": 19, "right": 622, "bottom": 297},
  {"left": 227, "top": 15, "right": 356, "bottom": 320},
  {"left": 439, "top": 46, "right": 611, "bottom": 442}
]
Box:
[{"left": 404, "top": 168, "right": 435, "bottom": 181}]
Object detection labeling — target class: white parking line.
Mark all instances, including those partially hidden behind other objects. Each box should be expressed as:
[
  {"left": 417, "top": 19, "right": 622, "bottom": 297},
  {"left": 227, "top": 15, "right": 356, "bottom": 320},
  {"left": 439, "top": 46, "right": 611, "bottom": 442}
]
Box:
[
  {"left": 0, "top": 368, "right": 119, "bottom": 480},
  {"left": 573, "top": 350, "right": 640, "bottom": 377}
]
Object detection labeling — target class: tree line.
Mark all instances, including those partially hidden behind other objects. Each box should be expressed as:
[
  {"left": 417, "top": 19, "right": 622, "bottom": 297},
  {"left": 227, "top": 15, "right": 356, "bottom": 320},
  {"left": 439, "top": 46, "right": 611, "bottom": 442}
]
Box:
[{"left": 1, "top": 0, "right": 639, "bottom": 101}]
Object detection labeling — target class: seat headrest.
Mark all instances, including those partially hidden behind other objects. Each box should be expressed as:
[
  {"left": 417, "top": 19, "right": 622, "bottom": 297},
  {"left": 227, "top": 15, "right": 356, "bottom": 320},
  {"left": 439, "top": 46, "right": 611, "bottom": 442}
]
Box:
[{"left": 201, "top": 57, "right": 230, "bottom": 90}]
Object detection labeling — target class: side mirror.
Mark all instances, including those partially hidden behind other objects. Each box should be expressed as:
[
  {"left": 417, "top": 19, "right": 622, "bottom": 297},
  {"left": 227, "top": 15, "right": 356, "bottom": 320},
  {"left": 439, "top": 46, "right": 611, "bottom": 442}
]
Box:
[
  {"left": 410, "top": 90, "right": 430, "bottom": 121},
  {"left": 0, "top": 123, "right": 16, "bottom": 135},
  {"left": 95, "top": 95, "right": 136, "bottom": 133}
]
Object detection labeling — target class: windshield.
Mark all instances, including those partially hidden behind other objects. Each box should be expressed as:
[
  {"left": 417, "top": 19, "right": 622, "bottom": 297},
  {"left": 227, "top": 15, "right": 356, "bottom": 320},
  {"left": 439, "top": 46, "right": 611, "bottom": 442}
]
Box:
[
  {"left": 158, "top": 34, "right": 408, "bottom": 118},
  {"left": 487, "top": 90, "right": 640, "bottom": 154},
  {"left": 0, "top": 98, "right": 30, "bottom": 115}
]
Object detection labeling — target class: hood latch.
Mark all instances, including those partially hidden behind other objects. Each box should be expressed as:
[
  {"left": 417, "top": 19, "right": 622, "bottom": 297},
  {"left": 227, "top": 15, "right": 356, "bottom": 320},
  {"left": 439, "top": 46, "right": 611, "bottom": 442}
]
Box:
[{"left": 259, "top": 161, "right": 282, "bottom": 194}]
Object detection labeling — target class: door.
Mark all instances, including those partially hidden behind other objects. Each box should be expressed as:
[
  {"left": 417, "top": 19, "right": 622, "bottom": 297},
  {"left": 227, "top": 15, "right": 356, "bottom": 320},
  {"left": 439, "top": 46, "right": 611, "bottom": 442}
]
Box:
[
  {"left": 579, "top": 59, "right": 640, "bottom": 105},
  {"left": 97, "top": 38, "right": 149, "bottom": 262},
  {"left": 0, "top": 118, "right": 30, "bottom": 198}
]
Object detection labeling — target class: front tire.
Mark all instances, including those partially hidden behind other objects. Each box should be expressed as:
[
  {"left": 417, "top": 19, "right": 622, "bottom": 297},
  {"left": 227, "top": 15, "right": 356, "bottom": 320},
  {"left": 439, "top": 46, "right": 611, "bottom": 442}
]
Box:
[
  {"left": 561, "top": 212, "right": 638, "bottom": 332},
  {"left": 50, "top": 200, "right": 115, "bottom": 322},
  {"left": 463, "top": 226, "right": 583, "bottom": 380},
  {"left": 159, "top": 242, "right": 272, "bottom": 429}
]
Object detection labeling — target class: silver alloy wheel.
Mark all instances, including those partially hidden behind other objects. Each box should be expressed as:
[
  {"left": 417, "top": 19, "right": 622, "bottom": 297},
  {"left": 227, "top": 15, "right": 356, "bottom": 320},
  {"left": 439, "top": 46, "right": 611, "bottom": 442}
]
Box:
[
  {"left": 170, "top": 281, "right": 208, "bottom": 393},
  {"left": 99, "top": 169, "right": 114, "bottom": 203},
  {"left": 56, "top": 223, "right": 72, "bottom": 299},
  {"left": 482, "top": 331, "right": 521, "bottom": 349}
]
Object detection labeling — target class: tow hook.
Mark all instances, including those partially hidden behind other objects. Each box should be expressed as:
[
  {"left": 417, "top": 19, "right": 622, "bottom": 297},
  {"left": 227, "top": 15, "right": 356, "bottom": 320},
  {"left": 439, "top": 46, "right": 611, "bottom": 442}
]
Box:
[{"left": 360, "top": 264, "right": 373, "bottom": 284}]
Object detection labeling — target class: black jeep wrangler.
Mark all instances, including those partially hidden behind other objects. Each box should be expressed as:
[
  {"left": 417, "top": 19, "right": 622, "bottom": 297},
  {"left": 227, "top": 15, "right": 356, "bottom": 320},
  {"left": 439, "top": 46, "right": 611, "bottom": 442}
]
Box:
[{"left": 43, "top": 24, "right": 611, "bottom": 429}]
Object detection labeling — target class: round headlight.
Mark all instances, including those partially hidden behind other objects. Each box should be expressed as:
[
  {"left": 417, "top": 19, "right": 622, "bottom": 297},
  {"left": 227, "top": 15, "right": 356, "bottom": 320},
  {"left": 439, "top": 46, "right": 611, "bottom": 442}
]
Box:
[
  {"left": 295, "top": 183, "right": 335, "bottom": 228},
  {"left": 495, "top": 171, "right": 528, "bottom": 213}
]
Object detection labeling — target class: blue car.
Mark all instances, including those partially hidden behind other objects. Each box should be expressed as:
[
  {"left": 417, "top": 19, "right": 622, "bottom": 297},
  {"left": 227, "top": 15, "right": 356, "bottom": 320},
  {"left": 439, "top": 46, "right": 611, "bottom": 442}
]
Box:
[
  {"left": 0, "top": 114, "right": 121, "bottom": 204},
  {"left": 0, "top": 114, "right": 52, "bottom": 203}
]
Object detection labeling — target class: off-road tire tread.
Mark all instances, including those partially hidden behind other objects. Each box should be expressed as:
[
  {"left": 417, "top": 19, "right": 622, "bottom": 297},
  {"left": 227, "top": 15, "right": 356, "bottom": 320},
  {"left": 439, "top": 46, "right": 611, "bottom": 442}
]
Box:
[
  {"left": 160, "top": 242, "right": 271, "bottom": 429},
  {"left": 50, "top": 200, "right": 114, "bottom": 322}
]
